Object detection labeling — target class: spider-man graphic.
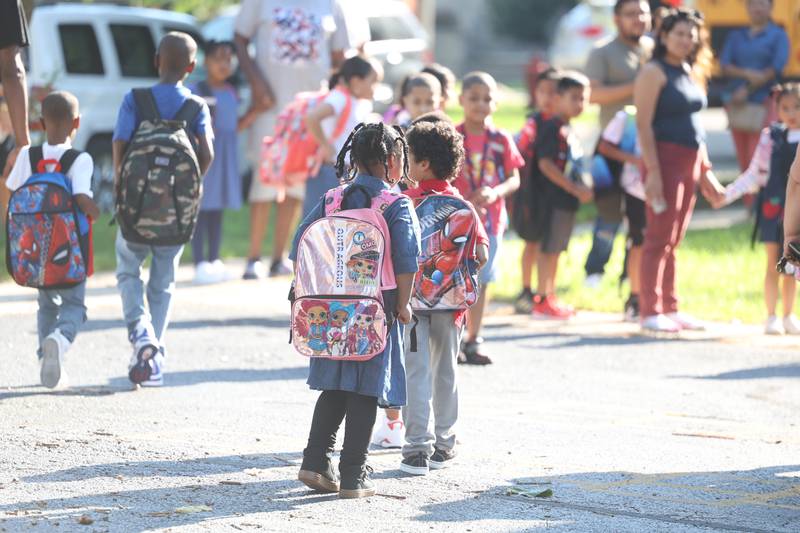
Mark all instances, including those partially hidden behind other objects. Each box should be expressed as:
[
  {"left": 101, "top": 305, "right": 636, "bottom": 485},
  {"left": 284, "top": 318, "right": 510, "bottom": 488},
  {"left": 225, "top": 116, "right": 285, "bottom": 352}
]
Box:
[{"left": 416, "top": 208, "right": 476, "bottom": 308}]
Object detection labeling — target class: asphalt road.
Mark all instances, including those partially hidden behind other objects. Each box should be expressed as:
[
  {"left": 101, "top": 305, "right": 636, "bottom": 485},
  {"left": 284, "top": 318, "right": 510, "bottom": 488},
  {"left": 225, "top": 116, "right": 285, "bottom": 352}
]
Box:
[{"left": 1, "top": 269, "right": 798, "bottom": 532}]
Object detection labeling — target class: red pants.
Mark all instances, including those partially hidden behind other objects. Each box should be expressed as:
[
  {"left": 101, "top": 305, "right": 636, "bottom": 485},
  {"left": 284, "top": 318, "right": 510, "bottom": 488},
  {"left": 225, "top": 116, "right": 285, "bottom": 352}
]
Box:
[
  {"left": 731, "top": 129, "right": 761, "bottom": 172},
  {"left": 640, "top": 142, "right": 702, "bottom": 318}
]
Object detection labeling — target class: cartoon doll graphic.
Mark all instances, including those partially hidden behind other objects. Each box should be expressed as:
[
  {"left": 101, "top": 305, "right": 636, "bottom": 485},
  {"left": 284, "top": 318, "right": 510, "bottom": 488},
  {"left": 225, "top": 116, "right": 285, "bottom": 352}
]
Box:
[
  {"left": 346, "top": 250, "right": 379, "bottom": 285},
  {"left": 299, "top": 300, "right": 329, "bottom": 355},
  {"left": 327, "top": 302, "right": 354, "bottom": 356},
  {"left": 346, "top": 304, "right": 382, "bottom": 356}
]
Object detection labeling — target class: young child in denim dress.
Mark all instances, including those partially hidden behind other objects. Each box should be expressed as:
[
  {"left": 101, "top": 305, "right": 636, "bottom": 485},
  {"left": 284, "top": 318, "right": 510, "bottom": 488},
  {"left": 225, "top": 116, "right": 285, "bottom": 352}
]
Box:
[{"left": 290, "top": 122, "right": 421, "bottom": 499}]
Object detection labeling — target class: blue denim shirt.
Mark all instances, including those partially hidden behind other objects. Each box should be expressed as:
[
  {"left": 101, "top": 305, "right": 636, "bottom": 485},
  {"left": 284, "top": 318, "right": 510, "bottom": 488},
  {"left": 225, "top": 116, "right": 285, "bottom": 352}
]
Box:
[
  {"left": 290, "top": 174, "right": 422, "bottom": 407},
  {"left": 720, "top": 22, "right": 790, "bottom": 104}
]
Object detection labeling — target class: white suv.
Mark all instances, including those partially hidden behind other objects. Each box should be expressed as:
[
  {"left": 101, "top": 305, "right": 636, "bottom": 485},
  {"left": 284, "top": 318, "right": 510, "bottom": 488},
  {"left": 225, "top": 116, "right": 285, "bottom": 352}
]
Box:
[{"left": 28, "top": 4, "right": 205, "bottom": 212}]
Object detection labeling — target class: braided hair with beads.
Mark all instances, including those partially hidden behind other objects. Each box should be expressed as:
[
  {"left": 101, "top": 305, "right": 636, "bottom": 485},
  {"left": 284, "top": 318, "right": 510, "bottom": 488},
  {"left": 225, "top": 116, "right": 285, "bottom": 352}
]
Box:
[{"left": 335, "top": 122, "right": 410, "bottom": 185}]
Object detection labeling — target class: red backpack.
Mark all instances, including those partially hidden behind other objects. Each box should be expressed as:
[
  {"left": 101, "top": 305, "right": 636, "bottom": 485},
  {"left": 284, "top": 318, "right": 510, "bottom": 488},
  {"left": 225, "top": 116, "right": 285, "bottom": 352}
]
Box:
[{"left": 260, "top": 88, "right": 352, "bottom": 200}]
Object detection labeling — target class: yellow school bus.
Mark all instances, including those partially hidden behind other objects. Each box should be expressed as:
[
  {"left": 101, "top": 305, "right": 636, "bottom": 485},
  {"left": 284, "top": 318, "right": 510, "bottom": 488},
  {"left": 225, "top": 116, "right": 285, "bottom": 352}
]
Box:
[{"left": 693, "top": 0, "right": 800, "bottom": 79}]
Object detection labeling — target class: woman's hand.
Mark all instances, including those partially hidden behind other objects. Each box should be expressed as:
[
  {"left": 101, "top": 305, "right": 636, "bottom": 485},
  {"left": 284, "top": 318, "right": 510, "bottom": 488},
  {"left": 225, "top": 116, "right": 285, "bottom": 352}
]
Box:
[
  {"left": 644, "top": 168, "right": 665, "bottom": 211},
  {"left": 700, "top": 170, "right": 726, "bottom": 206}
]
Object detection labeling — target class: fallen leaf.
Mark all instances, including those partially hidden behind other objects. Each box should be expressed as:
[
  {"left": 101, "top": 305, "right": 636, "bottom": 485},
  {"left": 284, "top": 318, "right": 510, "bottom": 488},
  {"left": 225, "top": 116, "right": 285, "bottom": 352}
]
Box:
[
  {"left": 77, "top": 515, "right": 93, "bottom": 525},
  {"left": 505, "top": 487, "right": 553, "bottom": 498},
  {"left": 174, "top": 505, "right": 212, "bottom": 514}
]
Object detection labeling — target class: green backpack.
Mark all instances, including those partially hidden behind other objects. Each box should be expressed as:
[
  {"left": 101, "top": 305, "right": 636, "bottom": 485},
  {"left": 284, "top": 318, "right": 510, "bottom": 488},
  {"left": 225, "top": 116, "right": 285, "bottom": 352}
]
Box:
[{"left": 115, "top": 88, "right": 204, "bottom": 246}]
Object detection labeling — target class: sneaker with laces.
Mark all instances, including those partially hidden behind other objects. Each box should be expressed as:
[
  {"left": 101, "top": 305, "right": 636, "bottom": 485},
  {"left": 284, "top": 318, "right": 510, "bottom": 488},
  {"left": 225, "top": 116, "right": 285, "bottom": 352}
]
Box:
[
  {"left": 765, "top": 315, "right": 784, "bottom": 335},
  {"left": 624, "top": 295, "right": 640, "bottom": 323},
  {"left": 298, "top": 456, "right": 339, "bottom": 493},
  {"left": 666, "top": 312, "right": 705, "bottom": 331},
  {"left": 339, "top": 465, "right": 375, "bottom": 499},
  {"left": 460, "top": 338, "right": 493, "bottom": 365},
  {"left": 128, "top": 320, "right": 161, "bottom": 385},
  {"left": 783, "top": 315, "right": 800, "bottom": 335},
  {"left": 641, "top": 314, "right": 681, "bottom": 333},
  {"left": 269, "top": 258, "right": 293, "bottom": 277},
  {"left": 40, "top": 329, "right": 70, "bottom": 389},
  {"left": 243, "top": 259, "right": 267, "bottom": 280},
  {"left": 533, "top": 294, "right": 574, "bottom": 320},
  {"left": 514, "top": 289, "right": 534, "bottom": 314},
  {"left": 400, "top": 453, "right": 429, "bottom": 476},
  {"left": 371, "top": 415, "right": 405, "bottom": 448},
  {"left": 429, "top": 447, "right": 456, "bottom": 470},
  {"left": 193, "top": 261, "right": 216, "bottom": 285},
  {"left": 140, "top": 349, "right": 165, "bottom": 387}
]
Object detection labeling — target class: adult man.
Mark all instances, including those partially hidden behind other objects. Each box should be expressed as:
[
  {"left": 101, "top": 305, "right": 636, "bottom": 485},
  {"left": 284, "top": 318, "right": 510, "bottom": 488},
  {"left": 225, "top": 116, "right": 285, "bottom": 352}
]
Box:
[
  {"left": 583, "top": 0, "right": 652, "bottom": 298},
  {"left": 235, "top": 0, "right": 361, "bottom": 279},
  {"left": 0, "top": 0, "right": 30, "bottom": 185}
]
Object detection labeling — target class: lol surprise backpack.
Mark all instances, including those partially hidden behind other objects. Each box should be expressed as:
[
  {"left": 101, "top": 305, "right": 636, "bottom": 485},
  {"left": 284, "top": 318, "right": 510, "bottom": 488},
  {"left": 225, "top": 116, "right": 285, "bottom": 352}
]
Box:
[
  {"left": 260, "top": 88, "right": 352, "bottom": 200},
  {"left": 291, "top": 184, "right": 401, "bottom": 361},
  {"left": 6, "top": 148, "right": 93, "bottom": 289},
  {"left": 411, "top": 194, "right": 480, "bottom": 311}
]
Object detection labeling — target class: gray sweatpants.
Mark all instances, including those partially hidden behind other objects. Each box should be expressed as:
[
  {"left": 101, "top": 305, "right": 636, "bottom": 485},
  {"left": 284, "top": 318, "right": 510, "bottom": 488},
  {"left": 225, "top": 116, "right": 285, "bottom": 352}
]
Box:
[{"left": 402, "top": 312, "right": 461, "bottom": 457}]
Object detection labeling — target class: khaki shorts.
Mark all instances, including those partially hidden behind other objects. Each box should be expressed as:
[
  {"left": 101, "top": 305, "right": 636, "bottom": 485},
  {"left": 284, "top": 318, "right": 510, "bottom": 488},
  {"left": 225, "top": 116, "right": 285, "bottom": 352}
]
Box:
[{"left": 246, "top": 110, "right": 306, "bottom": 203}]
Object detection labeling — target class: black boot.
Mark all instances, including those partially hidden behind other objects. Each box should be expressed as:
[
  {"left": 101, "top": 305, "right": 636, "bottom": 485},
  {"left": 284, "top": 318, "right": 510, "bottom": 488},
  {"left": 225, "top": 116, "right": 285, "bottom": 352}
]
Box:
[
  {"left": 298, "top": 454, "right": 339, "bottom": 493},
  {"left": 338, "top": 464, "right": 375, "bottom": 499}
]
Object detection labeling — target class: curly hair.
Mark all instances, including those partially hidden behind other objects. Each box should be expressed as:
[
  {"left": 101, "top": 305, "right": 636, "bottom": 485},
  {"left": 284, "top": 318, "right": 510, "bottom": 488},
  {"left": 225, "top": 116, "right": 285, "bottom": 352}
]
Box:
[
  {"left": 653, "top": 7, "right": 713, "bottom": 87},
  {"left": 406, "top": 119, "right": 465, "bottom": 181},
  {"left": 335, "top": 122, "right": 409, "bottom": 184}
]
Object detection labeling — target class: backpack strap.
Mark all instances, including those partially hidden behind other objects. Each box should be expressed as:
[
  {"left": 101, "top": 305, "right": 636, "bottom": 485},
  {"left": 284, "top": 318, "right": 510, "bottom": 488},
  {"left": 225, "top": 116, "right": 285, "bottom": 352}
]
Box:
[
  {"left": 174, "top": 96, "right": 204, "bottom": 126},
  {"left": 331, "top": 89, "right": 353, "bottom": 142},
  {"left": 194, "top": 81, "right": 213, "bottom": 98},
  {"left": 28, "top": 146, "right": 44, "bottom": 174},
  {"left": 58, "top": 149, "right": 82, "bottom": 175},
  {"left": 132, "top": 88, "right": 160, "bottom": 122}
]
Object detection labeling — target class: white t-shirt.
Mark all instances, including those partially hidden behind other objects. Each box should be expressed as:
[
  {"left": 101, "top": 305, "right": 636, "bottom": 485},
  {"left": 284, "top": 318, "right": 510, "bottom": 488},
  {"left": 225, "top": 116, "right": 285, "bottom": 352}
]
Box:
[
  {"left": 601, "top": 110, "right": 643, "bottom": 200},
  {"left": 322, "top": 89, "right": 373, "bottom": 154},
  {"left": 6, "top": 142, "right": 94, "bottom": 197}
]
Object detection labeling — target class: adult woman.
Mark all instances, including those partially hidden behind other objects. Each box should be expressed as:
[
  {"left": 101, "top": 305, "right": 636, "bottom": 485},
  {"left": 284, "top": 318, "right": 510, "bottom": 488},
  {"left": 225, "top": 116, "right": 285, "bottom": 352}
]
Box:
[
  {"left": 634, "top": 8, "right": 725, "bottom": 333},
  {"left": 720, "top": 0, "right": 789, "bottom": 171}
]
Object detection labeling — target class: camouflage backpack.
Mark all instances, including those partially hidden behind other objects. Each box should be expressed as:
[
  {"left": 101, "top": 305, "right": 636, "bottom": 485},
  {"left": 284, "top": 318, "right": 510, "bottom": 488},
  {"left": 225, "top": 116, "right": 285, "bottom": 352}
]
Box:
[{"left": 115, "top": 88, "right": 204, "bottom": 246}]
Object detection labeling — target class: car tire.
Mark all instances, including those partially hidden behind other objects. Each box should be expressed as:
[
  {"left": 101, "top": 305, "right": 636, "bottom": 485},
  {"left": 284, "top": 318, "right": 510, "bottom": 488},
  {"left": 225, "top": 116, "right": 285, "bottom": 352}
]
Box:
[{"left": 86, "top": 135, "right": 115, "bottom": 214}]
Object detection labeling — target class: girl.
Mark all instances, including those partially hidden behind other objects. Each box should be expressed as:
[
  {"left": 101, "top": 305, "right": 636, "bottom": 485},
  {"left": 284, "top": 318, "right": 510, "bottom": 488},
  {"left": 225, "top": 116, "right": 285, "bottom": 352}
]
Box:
[
  {"left": 385, "top": 73, "right": 442, "bottom": 130},
  {"left": 302, "top": 55, "right": 383, "bottom": 220},
  {"left": 290, "top": 123, "right": 421, "bottom": 499},
  {"left": 634, "top": 8, "right": 725, "bottom": 333},
  {"left": 713, "top": 83, "right": 800, "bottom": 335},
  {"left": 191, "top": 41, "right": 256, "bottom": 284}
]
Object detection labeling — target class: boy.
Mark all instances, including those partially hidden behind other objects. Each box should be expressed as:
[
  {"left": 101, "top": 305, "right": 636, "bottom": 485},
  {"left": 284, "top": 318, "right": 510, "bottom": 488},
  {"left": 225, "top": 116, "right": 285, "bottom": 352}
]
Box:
[
  {"left": 454, "top": 72, "right": 523, "bottom": 365},
  {"left": 532, "top": 71, "right": 593, "bottom": 319},
  {"left": 513, "top": 67, "right": 560, "bottom": 314},
  {"left": 400, "top": 117, "right": 489, "bottom": 474},
  {"left": 4, "top": 91, "right": 99, "bottom": 388},
  {"left": 112, "top": 32, "right": 214, "bottom": 387}
]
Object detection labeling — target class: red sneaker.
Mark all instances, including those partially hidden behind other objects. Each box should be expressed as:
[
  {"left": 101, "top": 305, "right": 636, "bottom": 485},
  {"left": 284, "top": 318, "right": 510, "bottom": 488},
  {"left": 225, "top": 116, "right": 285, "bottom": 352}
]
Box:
[{"left": 533, "top": 295, "right": 574, "bottom": 320}]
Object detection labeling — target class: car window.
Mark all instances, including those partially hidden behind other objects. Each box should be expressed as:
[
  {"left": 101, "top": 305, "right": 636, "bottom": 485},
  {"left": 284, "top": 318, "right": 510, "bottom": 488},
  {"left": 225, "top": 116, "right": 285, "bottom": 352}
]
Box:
[
  {"left": 58, "top": 24, "right": 104, "bottom": 75},
  {"left": 110, "top": 24, "right": 157, "bottom": 78},
  {"left": 368, "top": 14, "right": 424, "bottom": 41}
]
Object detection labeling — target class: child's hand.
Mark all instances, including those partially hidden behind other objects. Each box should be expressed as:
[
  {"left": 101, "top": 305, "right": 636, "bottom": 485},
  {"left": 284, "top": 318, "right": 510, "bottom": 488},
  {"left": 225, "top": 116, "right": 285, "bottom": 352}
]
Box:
[
  {"left": 396, "top": 303, "right": 413, "bottom": 325},
  {"left": 475, "top": 243, "right": 489, "bottom": 269},
  {"left": 573, "top": 184, "right": 593, "bottom": 204},
  {"left": 469, "top": 186, "right": 498, "bottom": 207}
]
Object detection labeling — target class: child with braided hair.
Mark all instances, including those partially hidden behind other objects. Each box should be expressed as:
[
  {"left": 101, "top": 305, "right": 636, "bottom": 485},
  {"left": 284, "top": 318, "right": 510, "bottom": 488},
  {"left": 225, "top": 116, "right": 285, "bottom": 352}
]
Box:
[{"left": 290, "top": 122, "right": 421, "bottom": 499}]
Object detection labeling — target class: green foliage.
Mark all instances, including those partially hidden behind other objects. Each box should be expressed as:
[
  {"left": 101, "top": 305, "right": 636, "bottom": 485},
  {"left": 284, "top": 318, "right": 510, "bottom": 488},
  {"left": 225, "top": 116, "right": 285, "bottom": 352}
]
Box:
[{"left": 489, "top": 0, "right": 579, "bottom": 43}]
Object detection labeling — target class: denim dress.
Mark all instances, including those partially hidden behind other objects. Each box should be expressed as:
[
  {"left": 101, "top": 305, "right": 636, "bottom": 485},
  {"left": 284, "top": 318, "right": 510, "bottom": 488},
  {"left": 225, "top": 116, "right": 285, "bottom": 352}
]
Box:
[{"left": 290, "top": 174, "right": 421, "bottom": 407}]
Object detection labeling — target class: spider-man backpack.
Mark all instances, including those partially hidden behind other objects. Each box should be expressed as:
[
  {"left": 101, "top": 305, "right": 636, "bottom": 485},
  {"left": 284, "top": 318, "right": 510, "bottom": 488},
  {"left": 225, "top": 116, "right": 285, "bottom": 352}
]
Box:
[{"left": 6, "top": 147, "right": 93, "bottom": 289}]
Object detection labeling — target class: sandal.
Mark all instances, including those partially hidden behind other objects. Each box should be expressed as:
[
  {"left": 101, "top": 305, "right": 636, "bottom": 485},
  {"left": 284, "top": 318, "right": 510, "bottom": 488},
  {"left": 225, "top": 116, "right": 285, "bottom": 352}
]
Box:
[{"left": 459, "top": 337, "right": 493, "bottom": 365}]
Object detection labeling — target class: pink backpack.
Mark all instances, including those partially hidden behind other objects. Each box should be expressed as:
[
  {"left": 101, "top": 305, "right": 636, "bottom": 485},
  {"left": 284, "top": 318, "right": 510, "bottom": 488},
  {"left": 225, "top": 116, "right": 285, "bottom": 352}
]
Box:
[
  {"left": 259, "top": 88, "right": 352, "bottom": 201},
  {"left": 291, "top": 184, "right": 402, "bottom": 361}
]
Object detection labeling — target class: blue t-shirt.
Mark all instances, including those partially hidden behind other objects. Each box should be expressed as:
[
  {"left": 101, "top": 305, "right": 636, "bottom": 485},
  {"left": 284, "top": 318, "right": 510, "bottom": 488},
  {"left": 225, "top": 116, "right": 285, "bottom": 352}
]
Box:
[
  {"left": 112, "top": 82, "right": 212, "bottom": 142},
  {"left": 720, "top": 22, "right": 790, "bottom": 104}
]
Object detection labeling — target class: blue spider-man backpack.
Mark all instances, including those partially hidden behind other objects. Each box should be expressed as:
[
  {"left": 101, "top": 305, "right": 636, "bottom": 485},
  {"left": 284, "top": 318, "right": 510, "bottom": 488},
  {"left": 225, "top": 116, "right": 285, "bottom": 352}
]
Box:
[
  {"left": 6, "top": 147, "right": 92, "bottom": 289},
  {"left": 411, "top": 194, "right": 481, "bottom": 311}
]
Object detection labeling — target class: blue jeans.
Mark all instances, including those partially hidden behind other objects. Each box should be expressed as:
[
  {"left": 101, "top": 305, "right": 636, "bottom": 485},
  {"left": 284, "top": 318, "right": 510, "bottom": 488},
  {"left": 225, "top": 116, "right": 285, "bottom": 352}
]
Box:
[
  {"left": 302, "top": 164, "right": 340, "bottom": 221},
  {"left": 37, "top": 281, "right": 87, "bottom": 357},
  {"left": 584, "top": 218, "right": 621, "bottom": 276},
  {"left": 115, "top": 231, "right": 184, "bottom": 347}
]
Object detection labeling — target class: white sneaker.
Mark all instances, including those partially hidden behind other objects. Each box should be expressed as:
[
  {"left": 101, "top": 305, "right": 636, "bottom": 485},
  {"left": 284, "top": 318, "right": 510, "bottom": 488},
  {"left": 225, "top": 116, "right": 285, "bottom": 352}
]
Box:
[
  {"left": 243, "top": 259, "right": 267, "bottom": 280},
  {"left": 584, "top": 273, "right": 603, "bottom": 289},
  {"left": 641, "top": 314, "right": 681, "bottom": 333},
  {"left": 40, "top": 329, "right": 70, "bottom": 388},
  {"left": 667, "top": 312, "right": 705, "bottom": 331},
  {"left": 371, "top": 416, "right": 405, "bottom": 448},
  {"left": 783, "top": 315, "right": 800, "bottom": 335},
  {"left": 127, "top": 320, "right": 161, "bottom": 385},
  {"left": 210, "top": 259, "right": 231, "bottom": 281},
  {"left": 194, "top": 261, "right": 216, "bottom": 285},
  {"left": 140, "top": 350, "right": 165, "bottom": 387},
  {"left": 765, "top": 315, "right": 784, "bottom": 335}
]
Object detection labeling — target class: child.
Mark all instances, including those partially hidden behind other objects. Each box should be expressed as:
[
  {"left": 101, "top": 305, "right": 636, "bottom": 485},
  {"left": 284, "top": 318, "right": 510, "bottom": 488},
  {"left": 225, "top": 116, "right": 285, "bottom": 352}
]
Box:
[
  {"left": 713, "top": 83, "right": 800, "bottom": 335},
  {"left": 595, "top": 106, "right": 647, "bottom": 322},
  {"left": 292, "top": 123, "right": 421, "bottom": 499},
  {"left": 389, "top": 73, "right": 442, "bottom": 129},
  {"left": 4, "top": 91, "right": 99, "bottom": 388},
  {"left": 301, "top": 55, "right": 383, "bottom": 220},
  {"left": 190, "top": 41, "right": 256, "bottom": 285},
  {"left": 532, "top": 72, "right": 594, "bottom": 318},
  {"left": 512, "top": 67, "right": 560, "bottom": 314},
  {"left": 454, "top": 72, "right": 523, "bottom": 364},
  {"left": 399, "top": 116, "right": 489, "bottom": 475},
  {"left": 112, "top": 32, "right": 214, "bottom": 386},
  {"left": 422, "top": 63, "right": 457, "bottom": 110}
]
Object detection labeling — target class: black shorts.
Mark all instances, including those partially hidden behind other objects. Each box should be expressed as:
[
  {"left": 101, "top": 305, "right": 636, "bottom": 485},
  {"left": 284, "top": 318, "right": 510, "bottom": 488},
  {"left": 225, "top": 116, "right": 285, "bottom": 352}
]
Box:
[
  {"left": 0, "top": 0, "right": 29, "bottom": 49},
  {"left": 624, "top": 193, "right": 646, "bottom": 247}
]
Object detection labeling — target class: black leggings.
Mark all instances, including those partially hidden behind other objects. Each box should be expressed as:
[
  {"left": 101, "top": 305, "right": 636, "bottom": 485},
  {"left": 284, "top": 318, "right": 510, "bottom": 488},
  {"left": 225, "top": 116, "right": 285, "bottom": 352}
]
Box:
[
  {"left": 304, "top": 390, "right": 378, "bottom": 469},
  {"left": 191, "top": 210, "right": 223, "bottom": 264}
]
